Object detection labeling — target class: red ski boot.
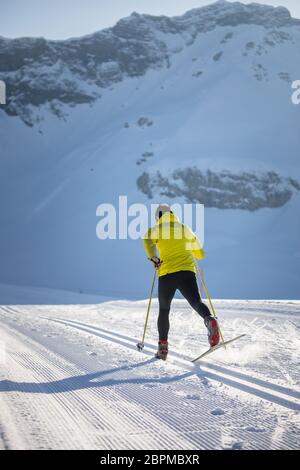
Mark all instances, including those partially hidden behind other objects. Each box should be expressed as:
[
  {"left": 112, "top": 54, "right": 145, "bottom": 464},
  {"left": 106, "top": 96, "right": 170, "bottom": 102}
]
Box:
[
  {"left": 155, "top": 340, "right": 168, "bottom": 360},
  {"left": 204, "top": 317, "right": 220, "bottom": 347}
]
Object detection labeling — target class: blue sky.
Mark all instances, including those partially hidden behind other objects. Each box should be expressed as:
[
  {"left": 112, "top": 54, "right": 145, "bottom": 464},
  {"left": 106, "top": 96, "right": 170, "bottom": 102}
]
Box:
[{"left": 1, "top": 0, "right": 300, "bottom": 39}]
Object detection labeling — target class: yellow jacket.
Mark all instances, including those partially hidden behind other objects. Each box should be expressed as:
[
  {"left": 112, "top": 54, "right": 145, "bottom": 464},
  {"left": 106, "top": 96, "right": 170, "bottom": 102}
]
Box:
[{"left": 143, "top": 212, "right": 205, "bottom": 277}]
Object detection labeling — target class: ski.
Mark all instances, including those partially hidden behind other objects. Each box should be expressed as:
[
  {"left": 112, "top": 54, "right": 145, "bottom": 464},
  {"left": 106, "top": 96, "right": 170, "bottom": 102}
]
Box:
[{"left": 192, "top": 334, "right": 246, "bottom": 363}]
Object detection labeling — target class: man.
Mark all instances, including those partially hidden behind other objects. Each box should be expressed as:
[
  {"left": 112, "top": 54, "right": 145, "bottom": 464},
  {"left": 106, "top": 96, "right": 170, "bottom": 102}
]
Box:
[{"left": 143, "top": 203, "right": 220, "bottom": 360}]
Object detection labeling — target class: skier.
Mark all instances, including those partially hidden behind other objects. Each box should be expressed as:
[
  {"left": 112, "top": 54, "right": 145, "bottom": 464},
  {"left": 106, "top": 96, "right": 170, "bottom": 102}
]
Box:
[{"left": 143, "top": 204, "right": 220, "bottom": 360}]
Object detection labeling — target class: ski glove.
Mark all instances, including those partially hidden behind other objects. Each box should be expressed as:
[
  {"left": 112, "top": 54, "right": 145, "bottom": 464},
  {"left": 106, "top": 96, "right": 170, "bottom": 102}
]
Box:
[{"left": 149, "top": 257, "right": 163, "bottom": 270}]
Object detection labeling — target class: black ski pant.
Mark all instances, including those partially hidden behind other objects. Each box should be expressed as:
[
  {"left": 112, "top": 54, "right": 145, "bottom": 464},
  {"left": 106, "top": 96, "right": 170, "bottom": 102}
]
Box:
[{"left": 158, "top": 270, "right": 211, "bottom": 341}]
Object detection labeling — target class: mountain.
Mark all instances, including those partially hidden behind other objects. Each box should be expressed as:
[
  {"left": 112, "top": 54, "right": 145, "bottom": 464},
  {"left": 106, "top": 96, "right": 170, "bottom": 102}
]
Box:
[{"left": 0, "top": 0, "right": 300, "bottom": 299}]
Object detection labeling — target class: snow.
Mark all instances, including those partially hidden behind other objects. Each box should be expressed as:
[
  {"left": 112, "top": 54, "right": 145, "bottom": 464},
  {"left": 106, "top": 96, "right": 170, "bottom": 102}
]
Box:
[
  {"left": 0, "top": 284, "right": 299, "bottom": 449},
  {"left": 0, "top": 2, "right": 299, "bottom": 451}
]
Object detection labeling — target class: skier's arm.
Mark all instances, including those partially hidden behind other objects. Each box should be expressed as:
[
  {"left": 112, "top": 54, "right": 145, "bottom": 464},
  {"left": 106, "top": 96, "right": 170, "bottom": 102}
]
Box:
[
  {"left": 143, "top": 228, "right": 157, "bottom": 260},
  {"left": 183, "top": 225, "right": 205, "bottom": 259}
]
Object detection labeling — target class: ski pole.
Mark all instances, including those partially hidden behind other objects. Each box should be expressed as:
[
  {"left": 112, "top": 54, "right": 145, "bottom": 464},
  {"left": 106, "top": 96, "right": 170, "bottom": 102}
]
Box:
[
  {"left": 137, "top": 269, "right": 157, "bottom": 351},
  {"left": 193, "top": 258, "right": 226, "bottom": 346}
]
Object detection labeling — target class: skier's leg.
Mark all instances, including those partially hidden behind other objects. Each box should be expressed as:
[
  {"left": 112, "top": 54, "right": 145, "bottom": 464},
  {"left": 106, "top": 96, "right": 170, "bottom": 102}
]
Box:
[
  {"left": 178, "top": 271, "right": 220, "bottom": 347},
  {"left": 177, "top": 271, "right": 211, "bottom": 319},
  {"left": 158, "top": 274, "right": 177, "bottom": 341}
]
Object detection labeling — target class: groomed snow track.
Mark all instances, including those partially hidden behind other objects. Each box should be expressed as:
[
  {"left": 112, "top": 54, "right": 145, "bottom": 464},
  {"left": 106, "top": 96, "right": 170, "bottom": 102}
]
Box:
[{"left": 0, "top": 300, "right": 299, "bottom": 450}]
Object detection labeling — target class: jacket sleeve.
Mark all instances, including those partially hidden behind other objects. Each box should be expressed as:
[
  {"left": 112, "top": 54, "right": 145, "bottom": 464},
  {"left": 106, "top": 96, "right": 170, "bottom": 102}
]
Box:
[
  {"left": 143, "top": 227, "right": 157, "bottom": 259},
  {"left": 183, "top": 225, "right": 205, "bottom": 260}
]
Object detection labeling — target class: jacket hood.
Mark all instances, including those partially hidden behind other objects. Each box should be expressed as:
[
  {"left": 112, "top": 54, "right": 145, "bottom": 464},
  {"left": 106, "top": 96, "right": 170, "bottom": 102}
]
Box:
[{"left": 157, "top": 211, "right": 180, "bottom": 225}]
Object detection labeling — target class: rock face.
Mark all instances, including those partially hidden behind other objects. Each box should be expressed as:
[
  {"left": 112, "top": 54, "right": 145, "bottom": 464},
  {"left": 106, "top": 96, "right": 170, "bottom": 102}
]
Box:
[
  {"left": 137, "top": 168, "right": 300, "bottom": 211},
  {"left": 0, "top": 1, "right": 299, "bottom": 125}
]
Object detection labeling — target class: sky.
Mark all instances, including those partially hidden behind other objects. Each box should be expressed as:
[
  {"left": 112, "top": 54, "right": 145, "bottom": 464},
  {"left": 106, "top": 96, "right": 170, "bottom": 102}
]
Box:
[{"left": 1, "top": 0, "right": 300, "bottom": 39}]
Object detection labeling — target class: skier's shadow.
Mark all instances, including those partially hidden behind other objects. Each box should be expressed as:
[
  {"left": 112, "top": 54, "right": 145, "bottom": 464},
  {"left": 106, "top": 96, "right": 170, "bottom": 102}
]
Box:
[
  {"left": 50, "top": 317, "right": 300, "bottom": 411},
  {"left": 2, "top": 315, "right": 300, "bottom": 411},
  {"left": 0, "top": 358, "right": 195, "bottom": 394},
  {"left": 1, "top": 355, "right": 300, "bottom": 411},
  {"left": 32, "top": 317, "right": 300, "bottom": 411}
]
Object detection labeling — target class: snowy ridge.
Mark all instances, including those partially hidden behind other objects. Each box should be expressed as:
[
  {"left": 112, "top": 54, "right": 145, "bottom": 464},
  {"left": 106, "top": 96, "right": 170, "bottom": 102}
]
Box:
[
  {"left": 0, "top": 1, "right": 300, "bottom": 125},
  {"left": 0, "top": 1, "right": 300, "bottom": 298}
]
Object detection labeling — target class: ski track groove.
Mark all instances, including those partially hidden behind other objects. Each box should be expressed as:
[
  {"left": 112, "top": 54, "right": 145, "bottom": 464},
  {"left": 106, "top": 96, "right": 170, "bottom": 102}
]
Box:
[
  {"left": 0, "top": 321, "right": 196, "bottom": 449},
  {"left": 51, "top": 317, "right": 300, "bottom": 410},
  {"left": 3, "top": 349, "right": 88, "bottom": 449},
  {"left": 115, "top": 382, "right": 282, "bottom": 450},
  {"left": 10, "top": 348, "right": 167, "bottom": 449},
  {"left": 0, "top": 305, "right": 299, "bottom": 450},
  {"left": 14, "top": 345, "right": 196, "bottom": 450},
  {"left": 47, "top": 317, "right": 299, "bottom": 449},
  {"left": 52, "top": 316, "right": 300, "bottom": 449}
]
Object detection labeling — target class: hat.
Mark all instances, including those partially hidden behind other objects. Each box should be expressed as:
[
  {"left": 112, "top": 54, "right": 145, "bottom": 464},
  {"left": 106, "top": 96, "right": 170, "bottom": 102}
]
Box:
[{"left": 155, "top": 203, "right": 172, "bottom": 220}]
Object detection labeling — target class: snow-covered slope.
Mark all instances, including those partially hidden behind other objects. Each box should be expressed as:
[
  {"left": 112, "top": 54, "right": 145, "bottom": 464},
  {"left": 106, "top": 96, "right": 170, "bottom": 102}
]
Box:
[
  {"left": 0, "top": 285, "right": 299, "bottom": 449},
  {"left": 0, "top": 1, "right": 300, "bottom": 299}
]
